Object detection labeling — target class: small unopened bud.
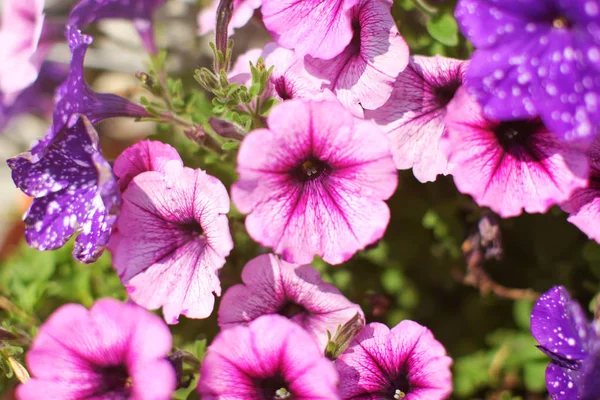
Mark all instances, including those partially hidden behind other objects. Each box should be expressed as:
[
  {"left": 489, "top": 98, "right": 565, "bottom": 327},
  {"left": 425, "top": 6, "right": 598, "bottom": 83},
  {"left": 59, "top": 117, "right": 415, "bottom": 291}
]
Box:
[
  {"left": 0, "top": 328, "right": 17, "bottom": 341},
  {"left": 195, "top": 68, "right": 220, "bottom": 92},
  {"left": 8, "top": 357, "right": 30, "bottom": 383},
  {"left": 324, "top": 313, "right": 365, "bottom": 360},
  {"left": 135, "top": 71, "right": 154, "bottom": 88}
]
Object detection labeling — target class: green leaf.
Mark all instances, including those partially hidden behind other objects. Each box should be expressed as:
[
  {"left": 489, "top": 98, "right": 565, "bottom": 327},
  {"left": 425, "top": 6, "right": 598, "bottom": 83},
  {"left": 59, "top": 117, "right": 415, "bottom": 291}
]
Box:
[
  {"left": 221, "top": 141, "right": 240, "bottom": 151},
  {"left": 513, "top": 299, "right": 534, "bottom": 331},
  {"left": 426, "top": 13, "right": 459, "bottom": 47},
  {"left": 523, "top": 361, "right": 547, "bottom": 392}
]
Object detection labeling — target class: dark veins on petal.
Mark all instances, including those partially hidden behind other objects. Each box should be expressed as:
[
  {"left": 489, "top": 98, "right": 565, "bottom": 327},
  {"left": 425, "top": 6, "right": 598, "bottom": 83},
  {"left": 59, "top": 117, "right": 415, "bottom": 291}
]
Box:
[
  {"left": 493, "top": 119, "right": 544, "bottom": 155},
  {"left": 258, "top": 374, "right": 294, "bottom": 399},
  {"left": 274, "top": 77, "right": 293, "bottom": 100},
  {"left": 92, "top": 364, "right": 132, "bottom": 397},
  {"left": 290, "top": 157, "right": 331, "bottom": 183}
]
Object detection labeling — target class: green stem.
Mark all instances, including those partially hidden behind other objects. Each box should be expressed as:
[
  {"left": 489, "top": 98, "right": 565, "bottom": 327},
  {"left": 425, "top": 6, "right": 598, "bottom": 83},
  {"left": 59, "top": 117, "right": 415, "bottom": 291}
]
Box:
[{"left": 411, "top": 0, "right": 438, "bottom": 15}]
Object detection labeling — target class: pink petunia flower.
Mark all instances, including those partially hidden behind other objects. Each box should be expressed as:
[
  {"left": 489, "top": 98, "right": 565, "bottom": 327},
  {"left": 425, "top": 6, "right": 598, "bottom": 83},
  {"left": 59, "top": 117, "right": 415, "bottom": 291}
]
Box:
[
  {"left": 442, "top": 87, "right": 589, "bottom": 218},
  {"left": 17, "top": 299, "right": 176, "bottom": 400},
  {"left": 219, "top": 253, "right": 364, "bottom": 351},
  {"left": 231, "top": 99, "right": 397, "bottom": 265},
  {"left": 305, "top": 0, "right": 409, "bottom": 117},
  {"left": 197, "top": 0, "right": 262, "bottom": 36},
  {"left": 113, "top": 140, "right": 183, "bottom": 192},
  {"left": 261, "top": 0, "right": 358, "bottom": 60},
  {"left": 108, "top": 157, "right": 233, "bottom": 324},
  {"left": 562, "top": 140, "right": 600, "bottom": 243},
  {"left": 336, "top": 321, "right": 453, "bottom": 400},
  {"left": 0, "top": 0, "right": 61, "bottom": 103},
  {"left": 365, "top": 55, "right": 467, "bottom": 182},
  {"left": 198, "top": 314, "right": 340, "bottom": 399}
]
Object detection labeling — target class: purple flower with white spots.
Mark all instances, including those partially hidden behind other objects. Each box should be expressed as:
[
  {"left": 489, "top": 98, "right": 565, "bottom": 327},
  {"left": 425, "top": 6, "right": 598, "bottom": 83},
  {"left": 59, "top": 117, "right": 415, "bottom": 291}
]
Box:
[
  {"left": 336, "top": 321, "right": 453, "bottom": 399},
  {"left": 456, "top": 0, "right": 600, "bottom": 145},
  {"left": 68, "top": 0, "right": 166, "bottom": 54},
  {"left": 218, "top": 253, "right": 364, "bottom": 352},
  {"left": 305, "top": 0, "right": 409, "bottom": 117},
  {"left": 261, "top": 0, "right": 358, "bottom": 60},
  {"left": 198, "top": 314, "right": 341, "bottom": 399},
  {"left": 365, "top": 55, "right": 467, "bottom": 182},
  {"left": 531, "top": 286, "right": 600, "bottom": 399},
  {"left": 49, "top": 28, "right": 150, "bottom": 143},
  {"left": 7, "top": 114, "right": 120, "bottom": 264},
  {"left": 17, "top": 299, "right": 176, "bottom": 399}
]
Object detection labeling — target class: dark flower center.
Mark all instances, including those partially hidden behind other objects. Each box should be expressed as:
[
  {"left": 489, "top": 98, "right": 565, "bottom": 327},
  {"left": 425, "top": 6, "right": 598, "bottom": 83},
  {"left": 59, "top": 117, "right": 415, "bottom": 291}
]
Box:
[
  {"left": 277, "top": 301, "right": 307, "bottom": 318},
  {"left": 96, "top": 364, "right": 131, "bottom": 395},
  {"left": 552, "top": 16, "right": 571, "bottom": 29},
  {"left": 179, "top": 220, "right": 204, "bottom": 236},
  {"left": 259, "top": 374, "right": 294, "bottom": 399},
  {"left": 274, "top": 77, "right": 292, "bottom": 100},
  {"left": 390, "top": 371, "right": 411, "bottom": 399},
  {"left": 433, "top": 80, "right": 461, "bottom": 108},
  {"left": 350, "top": 18, "right": 362, "bottom": 50},
  {"left": 493, "top": 119, "right": 543, "bottom": 153},
  {"left": 290, "top": 157, "right": 330, "bottom": 182}
]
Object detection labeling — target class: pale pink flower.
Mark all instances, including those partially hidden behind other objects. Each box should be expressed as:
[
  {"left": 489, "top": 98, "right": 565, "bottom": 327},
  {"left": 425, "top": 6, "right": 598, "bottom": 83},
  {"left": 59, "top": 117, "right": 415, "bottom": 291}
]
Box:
[
  {"left": 366, "top": 55, "right": 467, "bottom": 182},
  {"left": 219, "top": 253, "right": 364, "bottom": 351},
  {"left": 442, "top": 87, "right": 588, "bottom": 218},
  {"left": 305, "top": 0, "right": 409, "bottom": 117},
  {"left": 197, "top": 0, "right": 262, "bottom": 36},
  {"left": 198, "top": 314, "right": 340, "bottom": 399},
  {"left": 109, "top": 158, "right": 233, "bottom": 324},
  {"left": 336, "top": 321, "right": 453, "bottom": 400},
  {"left": 17, "top": 299, "right": 176, "bottom": 400},
  {"left": 231, "top": 99, "right": 397, "bottom": 265}
]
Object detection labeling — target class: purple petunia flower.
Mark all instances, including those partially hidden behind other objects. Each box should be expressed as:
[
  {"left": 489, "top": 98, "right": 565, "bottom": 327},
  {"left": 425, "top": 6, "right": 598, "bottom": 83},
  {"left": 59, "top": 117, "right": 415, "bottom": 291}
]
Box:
[
  {"left": 0, "top": 0, "right": 62, "bottom": 102},
  {"left": 231, "top": 99, "right": 397, "bottom": 265},
  {"left": 530, "top": 286, "right": 600, "bottom": 399},
  {"left": 455, "top": 0, "right": 600, "bottom": 145},
  {"left": 218, "top": 253, "right": 364, "bottom": 351},
  {"left": 198, "top": 314, "right": 340, "bottom": 399},
  {"left": 198, "top": 0, "right": 262, "bottom": 37},
  {"left": 442, "top": 87, "right": 588, "bottom": 218},
  {"left": 261, "top": 0, "right": 358, "bottom": 60},
  {"left": 49, "top": 28, "right": 150, "bottom": 143},
  {"left": 8, "top": 115, "right": 120, "bottom": 263},
  {"left": 17, "top": 298, "right": 176, "bottom": 399},
  {"left": 108, "top": 144, "right": 233, "bottom": 324},
  {"left": 68, "top": 0, "right": 166, "bottom": 54},
  {"left": 365, "top": 55, "right": 467, "bottom": 182},
  {"left": 336, "top": 320, "right": 453, "bottom": 400},
  {"left": 305, "top": 0, "right": 409, "bottom": 117}
]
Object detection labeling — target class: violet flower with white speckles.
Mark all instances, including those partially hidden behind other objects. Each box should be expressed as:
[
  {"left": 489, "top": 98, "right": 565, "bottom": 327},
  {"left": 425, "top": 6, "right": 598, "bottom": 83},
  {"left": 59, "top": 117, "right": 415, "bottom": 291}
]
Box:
[
  {"left": 49, "top": 28, "right": 150, "bottom": 144},
  {"left": 7, "top": 115, "right": 120, "bottom": 264},
  {"left": 455, "top": 0, "right": 600, "bottom": 145},
  {"left": 218, "top": 253, "right": 364, "bottom": 352},
  {"left": 531, "top": 286, "right": 600, "bottom": 399},
  {"left": 68, "top": 0, "right": 166, "bottom": 54},
  {"left": 365, "top": 55, "right": 467, "bottom": 182}
]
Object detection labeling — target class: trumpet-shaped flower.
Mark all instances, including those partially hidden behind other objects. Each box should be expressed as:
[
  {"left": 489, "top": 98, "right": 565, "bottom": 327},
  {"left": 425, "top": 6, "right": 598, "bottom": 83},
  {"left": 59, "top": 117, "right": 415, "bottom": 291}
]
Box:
[
  {"left": 442, "top": 87, "right": 588, "bottom": 218},
  {"left": 8, "top": 115, "right": 120, "bottom": 263},
  {"left": 305, "top": 0, "right": 409, "bottom": 116},
  {"left": 231, "top": 99, "right": 397, "bottom": 265},
  {"left": 109, "top": 157, "right": 233, "bottom": 324},
  {"left": 366, "top": 55, "right": 467, "bottom": 182},
  {"left": 198, "top": 314, "right": 340, "bottom": 399},
  {"left": 336, "top": 321, "right": 453, "bottom": 400},
  {"left": 17, "top": 299, "right": 176, "bottom": 399},
  {"left": 219, "top": 253, "right": 364, "bottom": 351}
]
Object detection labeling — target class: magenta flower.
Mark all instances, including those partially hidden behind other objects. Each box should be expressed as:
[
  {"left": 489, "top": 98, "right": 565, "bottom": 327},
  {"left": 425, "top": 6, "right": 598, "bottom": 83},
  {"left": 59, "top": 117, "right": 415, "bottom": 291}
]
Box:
[
  {"left": 231, "top": 99, "right": 397, "bottom": 265},
  {"left": 365, "top": 55, "right": 467, "bottom": 182},
  {"left": 198, "top": 0, "right": 262, "bottom": 36},
  {"left": 305, "top": 0, "right": 409, "bottom": 117},
  {"left": 109, "top": 154, "right": 233, "bottom": 324},
  {"left": 562, "top": 140, "right": 600, "bottom": 243},
  {"left": 68, "top": 0, "right": 166, "bottom": 54},
  {"left": 219, "top": 253, "right": 364, "bottom": 351},
  {"left": 336, "top": 321, "right": 453, "bottom": 400},
  {"left": 455, "top": 0, "right": 600, "bottom": 145},
  {"left": 442, "top": 87, "right": 588, "bottom": 218},
  {"left": 198, "top": 314, "right": 340, "bottom": 399},
  {"left": 0, "top": 0, "right": 61, "bottom": 102},
  {"left": 530, "top": 286, "right": 600, "bottom": 399},
  {"left": 113, "top": 139, "right": 183, "bottom": 192},
  {"left": 261, "top": 0, "right": 358, "bottom": 60},
  {"left": 8, "top": 115, "right": 120, "bottom": 263},
  {"left": 51, "top": 28, "right": 150, "bottom": 141},
  {"left": 17, "top": 299, "right": 176, "bottom": 399}
]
